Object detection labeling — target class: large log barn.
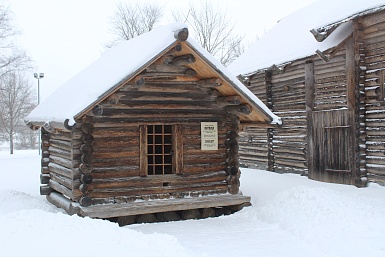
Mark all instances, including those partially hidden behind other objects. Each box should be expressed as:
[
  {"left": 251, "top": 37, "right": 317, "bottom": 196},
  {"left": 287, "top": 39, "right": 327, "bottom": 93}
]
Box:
[
  {"left": 229, "top": 0, "right": 385, "bottom": 187},
  {"left": 25, "top": 23, "right": 281, "bottom": 225}
]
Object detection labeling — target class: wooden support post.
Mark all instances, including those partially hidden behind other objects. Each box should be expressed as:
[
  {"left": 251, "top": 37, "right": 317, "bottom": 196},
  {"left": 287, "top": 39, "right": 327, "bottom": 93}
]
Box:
[
  {"left": 346, "top": 35, "right": 360, "bottom": 186},
  {"left": 305, "top": 61, "right": 315, "bottom": 178},
  {"left": 139, "top": 125, "right": 148, "bottom": 177},
  {"left": 265, "top": 70, "right": 275, "bottom": 172},
  {"left": 173, "top": 125, "right": 184, "bottom": 175}
]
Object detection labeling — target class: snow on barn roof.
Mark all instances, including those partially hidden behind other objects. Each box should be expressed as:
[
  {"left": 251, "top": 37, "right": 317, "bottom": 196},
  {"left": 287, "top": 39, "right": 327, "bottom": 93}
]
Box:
[
  {"left": 25, "top": 22, "right": 281, "bottom": 126},
  {"left": 229, "top": 0, "right": 385, "bottom": 76}
]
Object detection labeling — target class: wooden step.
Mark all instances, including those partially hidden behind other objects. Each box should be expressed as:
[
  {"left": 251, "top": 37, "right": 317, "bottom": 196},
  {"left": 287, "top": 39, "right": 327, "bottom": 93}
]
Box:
[{"left": 78, "top": 194, "right": 251, "bottom": 218}]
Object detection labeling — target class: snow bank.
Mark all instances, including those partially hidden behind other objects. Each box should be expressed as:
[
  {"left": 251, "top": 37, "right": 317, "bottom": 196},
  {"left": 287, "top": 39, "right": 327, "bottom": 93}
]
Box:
[
  {"left": 241, "top": 169, "right": 385, "bottom": 257},
  {"left": 1, "top": 151, "right": 385, "bottom": 257}
]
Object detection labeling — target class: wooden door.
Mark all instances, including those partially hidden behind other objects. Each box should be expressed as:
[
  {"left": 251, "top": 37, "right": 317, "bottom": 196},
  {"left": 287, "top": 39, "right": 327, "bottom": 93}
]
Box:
[{"left": 309, "top": 110, "right": 354, "bottom": 184}]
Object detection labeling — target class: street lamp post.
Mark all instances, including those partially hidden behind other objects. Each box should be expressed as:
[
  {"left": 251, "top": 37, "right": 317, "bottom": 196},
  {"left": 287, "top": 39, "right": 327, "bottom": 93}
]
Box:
[{"left": 34, "top": 73, "right": 44, "bottom": 155}]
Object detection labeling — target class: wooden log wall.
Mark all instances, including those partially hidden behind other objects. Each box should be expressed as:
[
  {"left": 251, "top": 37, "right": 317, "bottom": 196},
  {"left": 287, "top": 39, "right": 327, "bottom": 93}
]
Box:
[
  {"left": 240, "top": 49, "right": 349, "bottom": 175},
  {"left": 39, "top": 128, "right": 51, "bottom": 195},
  {"left": 313, "top": 52, "right": 347, "bottom": 111},
  {"left": 71, "top": 49, "right": 244, "bottom": 206},
  {"left": 240, "top": 62, "right": 308, "bottom": 174},
  {"left": 239, "top": 72, "right": 269, "bottom": 169},
  {"left": 239, "top": 11, "right": 385, "bottom": 186},
  {"left": 362, "top": 10, "right": 385, "bottom": 185},
  {"left": 270, "top": 62, "right": 307, "bottom": 173},
  {"left": 40, "top": 126, "right": 83, "bottom": 201}
]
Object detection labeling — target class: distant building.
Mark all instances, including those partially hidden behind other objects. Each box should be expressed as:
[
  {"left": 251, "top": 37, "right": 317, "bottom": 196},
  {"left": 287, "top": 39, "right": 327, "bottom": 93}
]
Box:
[{"left": 229, "top": 0, "right": 385, "bottom": 186}]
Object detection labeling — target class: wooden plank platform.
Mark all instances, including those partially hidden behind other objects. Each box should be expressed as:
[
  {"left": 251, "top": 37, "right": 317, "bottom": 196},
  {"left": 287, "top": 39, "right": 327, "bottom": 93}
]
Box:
[{"left": 78, "top": 194, "right": 251, "bottom": 218}]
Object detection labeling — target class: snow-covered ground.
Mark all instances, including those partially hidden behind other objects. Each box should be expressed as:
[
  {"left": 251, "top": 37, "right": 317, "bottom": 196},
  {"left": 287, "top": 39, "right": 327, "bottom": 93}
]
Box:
[{"left": 1, "top": 150, "right": 384, "bottom": 257}]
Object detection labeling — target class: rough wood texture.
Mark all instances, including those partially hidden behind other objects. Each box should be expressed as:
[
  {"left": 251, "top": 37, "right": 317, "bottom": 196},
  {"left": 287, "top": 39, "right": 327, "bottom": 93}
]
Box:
[
  {"left": 79, "top": 194, "right": 251, "bottom": 218},
  {"left": 305, "top": 61, "right": 315, "bottom": 179}
]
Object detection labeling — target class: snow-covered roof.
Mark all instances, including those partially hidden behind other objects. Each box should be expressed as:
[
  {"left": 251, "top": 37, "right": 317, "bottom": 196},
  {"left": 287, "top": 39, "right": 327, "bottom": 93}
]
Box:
[
  {"left": 229, "top": 0, "right": 385, "bottom": 76},
  {"left": 26, "top": 22, "right": 281, "bottom": 126}
]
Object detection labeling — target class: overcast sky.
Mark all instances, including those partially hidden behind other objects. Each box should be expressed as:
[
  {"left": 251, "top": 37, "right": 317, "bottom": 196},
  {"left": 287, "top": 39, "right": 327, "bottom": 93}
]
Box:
[{"left": 5, "top": 0, "right": 317, "bottom": 100}]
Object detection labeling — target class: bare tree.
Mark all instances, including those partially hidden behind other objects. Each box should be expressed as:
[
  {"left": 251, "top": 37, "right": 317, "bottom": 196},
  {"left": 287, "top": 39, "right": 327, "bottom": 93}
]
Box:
[
  {"left": 107, "top": 2, "right": 163, "bottom": 47},
  {"left": 0, "top": 71, "right": 36, "bottom": 154},
  {"left": 172, "top": 1, "right": 245, "bottom": 66},
  {"left": 0, "top": 3, "right": 30, "bottom": 78}
]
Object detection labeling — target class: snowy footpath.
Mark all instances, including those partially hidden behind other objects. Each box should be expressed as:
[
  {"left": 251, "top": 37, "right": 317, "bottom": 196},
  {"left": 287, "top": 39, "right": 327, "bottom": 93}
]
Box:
[{"left": 1, "top": 150, "right": 384, "bottom": 257}]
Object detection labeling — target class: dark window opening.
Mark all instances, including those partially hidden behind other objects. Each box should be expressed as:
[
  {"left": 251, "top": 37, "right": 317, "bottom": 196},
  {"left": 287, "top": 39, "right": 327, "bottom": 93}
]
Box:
[{"left": 147, "top": 125, "right": 173, "bottom": 175}]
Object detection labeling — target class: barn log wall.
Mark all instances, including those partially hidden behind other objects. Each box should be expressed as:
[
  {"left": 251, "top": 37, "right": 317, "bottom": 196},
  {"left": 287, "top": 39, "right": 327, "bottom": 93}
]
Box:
[
  {"left": 239, "top": 10, "right": 385, "bottom": 186},
  {"left": 238, "top": 71, "right": 269, "bottom": 169},
  {"left": 362, "top": 10, "right": 385, "bottom": 185},
  {"left": 239, "top": 31, "right": 352, "bottom": 177},
  {"left": 240, "top": 61, "right": 307, "bottom": 174},
  {"left": 240, "top": 50, "right": 353, "bottom": 177},
  {"left": 270, "top": 62, "right": 307, "bottom": 173}
]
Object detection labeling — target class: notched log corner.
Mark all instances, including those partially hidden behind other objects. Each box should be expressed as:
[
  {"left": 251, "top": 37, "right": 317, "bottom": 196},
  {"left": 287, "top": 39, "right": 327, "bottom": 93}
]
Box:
[
  {"left": 174, "top": 28, "right": 189, "bottom": 41},
  {"left": 64, "top": 119, "right": 77, "bottom": 130}
]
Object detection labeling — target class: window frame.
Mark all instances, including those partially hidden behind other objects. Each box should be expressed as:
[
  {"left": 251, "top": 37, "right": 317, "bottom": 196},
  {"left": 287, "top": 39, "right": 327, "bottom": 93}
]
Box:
[{"left": 139, "top": 124, "right": 183, "bottom": 176}]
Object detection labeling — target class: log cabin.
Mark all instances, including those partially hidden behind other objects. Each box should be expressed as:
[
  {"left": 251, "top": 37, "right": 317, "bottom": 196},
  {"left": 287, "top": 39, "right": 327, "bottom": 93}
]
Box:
[
  {"left": 25, "top": 22, "right": 281, "bottom": 224},
  {"left": 229, "top": 0, "right": 385, "bottom": 187}
]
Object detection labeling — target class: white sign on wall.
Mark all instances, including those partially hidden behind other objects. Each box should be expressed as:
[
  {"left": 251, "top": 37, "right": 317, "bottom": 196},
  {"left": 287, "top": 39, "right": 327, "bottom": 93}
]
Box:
[{"left": 201, "top": 122, "right": 218, "bottom": 150}]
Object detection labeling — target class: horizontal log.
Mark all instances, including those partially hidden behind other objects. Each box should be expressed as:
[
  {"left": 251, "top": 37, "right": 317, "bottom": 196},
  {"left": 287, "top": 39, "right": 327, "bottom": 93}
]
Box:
[
  {"left": 216, "top": 95, "right": 242, "bottom": 106},
  {"left": 48, "top": 121, "right": 72, "bottom": 132},
  {"left": 50, "top": 155, "right": 79, "bottom": 169},
  {"left": 106, "top": 101, "right": 218, "bottom": 111},
  {"left": 46, "top": 192, "right": 79, "bottom": 215},
  {"left": 49, "top": 139, "right": 72, "bottom": 151},
  {"left": 146, "top": 63, "right": 189, "bottom": 74},
  {"left": 183, "top": 163, "right": 226, "bottom": 174},
  {"left": 50, "top": 172, "right": 81, "bottom": 190},
  {"left": 49, "top": 146, "right": 71, "bottom": 160},
  {"left": 92, "top": 137, "right": 139, "bottom": 148},
  {"left": 92, "top": 171, "right": 227, "bottom": 190},
  {"left": 120, "top": 91, "right": 214, "bottom": 102},
  {"left": 92, "top": 127, "right": 139, "bottom": 138},
  {"left": 274, "top": 159, "right": 307, "bottom": 169},
  {"left": 79, "top": 194, "right": 251, "bottom": 218},
  {"left": 171, "top": 54, "right": 196, "bottom": 66},
  {"left": 225, "top": 104, "right": 252, "bottom": 115},
  {"left": 92, "top": 118, "right": 226, "bottom": 128},
  {"left": 49, "top": 179, "right": 81, "bottom": 200},
  {"left": 273, "top": 152, "right": 306, "bottom": 161},
  {"left": 91, "top": 157, "right": 139, "bottom": 168},
  {"left": 91, "top": 167, "right": 140, "bottom": 179},
  {"left": 89, "top": 181, "right": 228, "bottom": 198},
  {"left": 196, "top": 78, "right": 222, "bottom": 88},
  {"left": 48, "top": 162, "right": 81, "bottom": 180},
  {"left": 49, "top": 132, "right": 72, "bottom": 142},
  {"left": 40, "top": 185, "right": 52, "bottom": 195}
]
